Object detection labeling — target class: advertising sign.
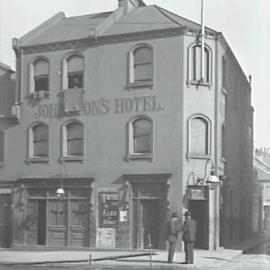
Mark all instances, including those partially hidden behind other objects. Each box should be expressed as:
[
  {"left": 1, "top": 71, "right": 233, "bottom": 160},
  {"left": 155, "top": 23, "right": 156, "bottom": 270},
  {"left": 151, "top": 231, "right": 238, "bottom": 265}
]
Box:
[{"left": 99, "top": 192, "right": 119, "bottom": 228}]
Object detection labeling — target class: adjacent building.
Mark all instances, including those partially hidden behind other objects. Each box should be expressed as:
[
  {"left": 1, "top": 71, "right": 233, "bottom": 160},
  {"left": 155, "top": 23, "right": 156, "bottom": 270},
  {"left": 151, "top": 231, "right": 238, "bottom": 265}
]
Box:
[{"left": 0, "top": 0, "right": 253, "bottom": 250}]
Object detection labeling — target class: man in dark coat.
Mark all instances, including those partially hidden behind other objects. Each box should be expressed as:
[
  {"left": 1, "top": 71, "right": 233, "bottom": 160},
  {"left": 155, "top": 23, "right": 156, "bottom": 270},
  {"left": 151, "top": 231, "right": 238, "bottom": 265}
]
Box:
[
  {"left": 167, "top": 212, "right": 181, "bottom": 263},
  {"left": 181, "top": 210, "right": 197, "bottom": 264}
]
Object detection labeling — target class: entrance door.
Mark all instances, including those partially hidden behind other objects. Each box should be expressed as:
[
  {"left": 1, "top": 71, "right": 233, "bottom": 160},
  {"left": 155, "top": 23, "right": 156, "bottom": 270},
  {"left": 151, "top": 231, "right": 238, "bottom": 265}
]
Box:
[
  {"left": 141, "top": 200, "right": 159, "bottom": 249},
  {"left": 133, "top": 199, "right": 159, "bottom": 249},
  {"left": 0, "top": 194, "right": 11, "bottom": 247},
  {"left": 37, "top": 200, "right": 46, "bottom": 245},
  {"left": 189, "top": 200, "right": 208, "bottom": 249}
]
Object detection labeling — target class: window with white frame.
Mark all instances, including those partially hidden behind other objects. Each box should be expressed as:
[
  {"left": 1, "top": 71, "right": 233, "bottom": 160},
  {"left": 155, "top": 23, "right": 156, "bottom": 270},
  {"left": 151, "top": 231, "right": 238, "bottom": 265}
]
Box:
[
  {"left": 129, "top": 45, "right": 153, "bottom": 86},
  {"left": 188, "top": 44, "right": 211, "bottom": 84},
  {"left": 30, "top": 123, "right": 49, "bottom": 158},
  {"left": 32, "top": 58, "right": 49, "bottom": 92},
  {"left": 64, "top": 55, "right": 84, "bottom": 89},
  {"left": 188, "top": 115, "right": 211, "bottom": 157},
  {"left": 128, "top": 116, "right": 153, "bottom": 158},
  {"left": 0, "top": 131, "right": 5, "bottom": 163},
  {"left": 63, "top": 121, "right": 84, "bottom": 157}
]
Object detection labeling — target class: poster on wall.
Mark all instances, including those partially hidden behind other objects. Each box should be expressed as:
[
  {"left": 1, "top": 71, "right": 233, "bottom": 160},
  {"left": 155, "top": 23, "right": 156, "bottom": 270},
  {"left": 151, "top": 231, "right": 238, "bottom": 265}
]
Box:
[{"left": 99, "top": 191, "right": 119, "bottom": 228}]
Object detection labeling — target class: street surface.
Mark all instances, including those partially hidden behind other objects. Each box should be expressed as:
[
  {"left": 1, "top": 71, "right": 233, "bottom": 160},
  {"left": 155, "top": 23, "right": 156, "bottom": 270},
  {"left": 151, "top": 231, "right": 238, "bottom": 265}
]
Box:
[{"left": 1, "top": 242, "right": 270, "bottom": 269}]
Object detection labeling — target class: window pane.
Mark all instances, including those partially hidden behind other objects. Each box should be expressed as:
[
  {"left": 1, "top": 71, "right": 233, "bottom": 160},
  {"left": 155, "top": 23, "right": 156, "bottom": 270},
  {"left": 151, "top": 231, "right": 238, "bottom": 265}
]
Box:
[
  {"left": 33, "top": 125, "right": 49, "bottom": 157},
  {"left": 68, "top": 56, "right": 83, "bottom": 73},
  {"left": 34, "top": 75, "right": 49, "bottom": 91},
  {"left": 34, "top": 60, "right": 49, "bottom": 76},
  {"left": 134, "top": 64, "right": 152, "bottom": 82},
  {"left": 0, "top": 131, "right": 4, "bottom": 162},
  {"left": 67, "top": 123, "right": 83, "bottom": 156},
  {"left": 68, "top": 72, "right": 83, "bottom": 88},
  {"left": 133, "top": 119, "right": 151, "bottom": 153},
  {"left": 134, "top": 47, "right": 152, "bottom": 65},
  {"left": 190, "top": 118, "right": 208, "bottom": 155}
]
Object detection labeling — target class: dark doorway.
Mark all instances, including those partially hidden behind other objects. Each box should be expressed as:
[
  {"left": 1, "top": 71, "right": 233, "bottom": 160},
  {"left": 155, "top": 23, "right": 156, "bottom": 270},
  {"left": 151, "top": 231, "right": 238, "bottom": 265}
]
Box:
[
  {"left": 0, "top": 194, "right": 11, "bottom": 247},
  {"left": 141, "top": 200, "right": 159, "bottom": 249},
  {"left": 37, "top": 200, "right": 46, "bottom": 245},
  {"left": 189, "top": 200, "right": 208, "bottom": 249}
]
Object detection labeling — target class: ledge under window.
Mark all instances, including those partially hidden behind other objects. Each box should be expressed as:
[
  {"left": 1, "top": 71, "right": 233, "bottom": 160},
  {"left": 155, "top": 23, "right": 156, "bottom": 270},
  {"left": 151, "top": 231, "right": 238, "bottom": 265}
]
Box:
[
  {"left": 60, "top": 156, "right": 85, "bottom": 163},
  {"left": 127, "top": 81, "right": 154, "bottom": 90},
  {"left": 26, "top": 157, "right": 50, "bottom": 164},
  {"left": 186, "top": 154, "right": 211, "bottom": 160},
  {"left": 187, "top": 80, "right": 212, "bottom": 88},
  {"left": 28, "top": 90, "right": 50, "bottom": 99},
  {"left": 126, "top": 153, "right": 153, "bottom": 161}
]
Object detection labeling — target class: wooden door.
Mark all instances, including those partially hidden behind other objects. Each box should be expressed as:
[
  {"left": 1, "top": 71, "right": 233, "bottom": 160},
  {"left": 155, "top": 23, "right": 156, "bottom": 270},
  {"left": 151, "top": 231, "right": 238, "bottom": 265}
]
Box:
[
  {"left": 48, "top": 199, "right": 67, "bottom": 246},
  {"left": 0, "top": 195, "right": 11, "bottom": 247}
]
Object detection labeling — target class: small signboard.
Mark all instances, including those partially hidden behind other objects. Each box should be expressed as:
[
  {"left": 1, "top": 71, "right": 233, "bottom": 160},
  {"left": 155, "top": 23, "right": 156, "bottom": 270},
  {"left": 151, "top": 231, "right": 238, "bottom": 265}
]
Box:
[
  {"left": 99, "top": 191, "right": 119, "bottom": 228},
  {"left": 187, "top": 185, "right": 208, "bottom": 200}
]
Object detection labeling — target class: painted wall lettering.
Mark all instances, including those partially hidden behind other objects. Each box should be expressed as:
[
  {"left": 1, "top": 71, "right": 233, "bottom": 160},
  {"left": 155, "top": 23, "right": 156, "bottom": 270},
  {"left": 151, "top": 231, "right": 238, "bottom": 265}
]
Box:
[{"left": 34, "top": 95, "right": 164, "bottom": 118}]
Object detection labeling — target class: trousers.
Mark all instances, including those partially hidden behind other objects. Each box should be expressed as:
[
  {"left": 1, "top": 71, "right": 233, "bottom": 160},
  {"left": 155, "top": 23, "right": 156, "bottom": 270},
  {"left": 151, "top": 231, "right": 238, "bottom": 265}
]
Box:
[
  {"left": 167, "top": 241, "right": 176, "bottom": 263},
  {"left": 184, "top": 241, "right": 194, "bottom": 263}
]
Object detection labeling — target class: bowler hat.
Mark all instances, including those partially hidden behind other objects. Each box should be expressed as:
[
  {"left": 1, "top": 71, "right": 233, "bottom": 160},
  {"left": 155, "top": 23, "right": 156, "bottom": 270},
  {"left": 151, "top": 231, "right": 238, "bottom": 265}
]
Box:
[{"left": 184, "top": 210, "right": 191, "bottom": 216}]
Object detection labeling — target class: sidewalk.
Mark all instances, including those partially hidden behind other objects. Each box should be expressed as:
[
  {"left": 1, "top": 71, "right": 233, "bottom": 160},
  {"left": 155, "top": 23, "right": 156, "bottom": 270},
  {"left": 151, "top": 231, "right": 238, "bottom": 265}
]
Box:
[
  {"left": 0, "top": 248, "right": 242, "bottom": 269},
  {"left": 0, "top": 234, "right": 267, "bottom": 269}
]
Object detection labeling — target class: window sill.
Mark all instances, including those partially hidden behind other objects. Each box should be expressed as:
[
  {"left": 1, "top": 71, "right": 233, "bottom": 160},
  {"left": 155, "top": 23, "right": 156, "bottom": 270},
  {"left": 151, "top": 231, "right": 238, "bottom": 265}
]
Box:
[
  {"left": 187, "top": 80, "right": 212, "bottom": 88},
  {"left": 26, "top": 157, "right": 50, "bottom": 164},
  {"left": 126, "top": 153, "right": 153, "bottom": 161},
  {"left": 28, "top": 90, "right": 50, "bottom": 99},
  {"left": 61, "top": 88, "right": 85, "bottom": 93},
  {"left": 126, "top": 81, "right": 154, "bottom": 90},
  {"left": 186, "top": 154, "right": 211, "bottom": 160},
  {"left": 60, "top": 156, "right": 85, "bottom": 163}
]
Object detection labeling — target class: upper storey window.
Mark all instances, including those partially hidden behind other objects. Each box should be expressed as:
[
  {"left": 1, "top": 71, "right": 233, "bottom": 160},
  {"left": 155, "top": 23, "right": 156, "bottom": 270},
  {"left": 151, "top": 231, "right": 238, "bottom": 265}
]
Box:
[
  {"left": 63, "top": 54, "right": 84, "bottom": 89},
  {"left": 127, "top": 116, "right": 153, "bottom": 160},
  {"left": 187, "top": 115, "right": 211, "bottom": 159},
  {"left": 32, "top": 58, "right": 49, "bottom": 92},
  {"left": 188, "top": 44, "right": 212, "bottom": 85},
  {"left": 128, "top": 44, "right": 154, "bottom": 88}
]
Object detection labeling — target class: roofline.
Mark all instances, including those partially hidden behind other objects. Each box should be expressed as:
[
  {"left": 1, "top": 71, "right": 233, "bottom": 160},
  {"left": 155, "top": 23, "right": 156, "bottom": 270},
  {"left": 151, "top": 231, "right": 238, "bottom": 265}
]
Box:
[
  {"left": 217, "top": 32, "right": 251, "bottom": 87},
  {"left": 0, "top": 62, "right": 14, "bottom": 73}
]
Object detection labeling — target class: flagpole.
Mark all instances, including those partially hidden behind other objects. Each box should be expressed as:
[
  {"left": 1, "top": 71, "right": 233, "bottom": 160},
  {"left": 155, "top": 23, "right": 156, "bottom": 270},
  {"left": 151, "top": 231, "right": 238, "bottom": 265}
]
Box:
[{"left": 201, "top": 0, "right": 205, "bottom": 82}]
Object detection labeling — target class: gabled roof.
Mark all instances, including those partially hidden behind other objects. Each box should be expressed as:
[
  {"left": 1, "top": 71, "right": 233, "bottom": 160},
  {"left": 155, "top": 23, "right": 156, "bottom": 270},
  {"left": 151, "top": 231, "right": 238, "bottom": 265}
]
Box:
[{"left": 18, "top": 5, "right": 217, "bottom": 47}]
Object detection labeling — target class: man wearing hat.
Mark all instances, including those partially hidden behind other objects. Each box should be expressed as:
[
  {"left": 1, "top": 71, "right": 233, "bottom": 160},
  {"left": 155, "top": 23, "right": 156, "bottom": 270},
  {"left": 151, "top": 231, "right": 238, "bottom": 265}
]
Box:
[
  {"left": 167, "top": 212, "right": 181, "bottom": 263},
  {"left": 181, "top": 210, "right": 197, "bottom": 264}
]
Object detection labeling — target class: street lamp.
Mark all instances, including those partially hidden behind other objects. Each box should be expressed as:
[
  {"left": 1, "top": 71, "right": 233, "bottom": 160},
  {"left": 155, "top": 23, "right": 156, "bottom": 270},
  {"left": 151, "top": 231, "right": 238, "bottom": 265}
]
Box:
[
  {"left": 56, "top": 178, "right": 65, "bottom": 199},
  {"left": 204, "top": 159, "right": 220, "bottom": 184}
]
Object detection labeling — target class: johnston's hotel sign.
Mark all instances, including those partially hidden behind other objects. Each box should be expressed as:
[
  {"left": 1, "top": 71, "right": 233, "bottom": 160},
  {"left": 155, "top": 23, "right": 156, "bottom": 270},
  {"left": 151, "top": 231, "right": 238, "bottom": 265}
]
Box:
[{"left": 0, "top": 0, "right": 253, "bottom": 250}]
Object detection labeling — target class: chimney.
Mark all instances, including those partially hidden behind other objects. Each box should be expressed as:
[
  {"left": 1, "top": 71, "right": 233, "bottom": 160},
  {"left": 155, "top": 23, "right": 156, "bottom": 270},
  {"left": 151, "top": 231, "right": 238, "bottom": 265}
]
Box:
[{"left": 118, "top": 0, "right": 146, "bottom": 15}]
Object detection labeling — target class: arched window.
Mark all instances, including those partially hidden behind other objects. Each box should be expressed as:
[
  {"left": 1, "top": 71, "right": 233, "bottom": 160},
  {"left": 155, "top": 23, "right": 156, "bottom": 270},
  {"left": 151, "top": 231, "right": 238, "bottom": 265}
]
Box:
[
  {"left": 188, "top": 44, "right": 211, "bottom": 84},
  {"left": 30, "top": 123, "right": 49, "bottom": 157},
  {"left": 0, "top": 131, "right": 5, "bottom": 162},
  {"left": 128, "top": 116, "right": 153, "bottom": 159},
  {"left": 63, "top": 121, "right": 84, "bottom": 157},
  {"left": 32, "top": 58, "right": 49, "bottom": 92},
  {"left": 129, "top": 45, "right": 153, "bottom": 86},
  {"left": 63, "top": 54, "right": 84, "bottom": 89},
  {"left": 188, "top": 115, "right": 211, "bottom": 157}
]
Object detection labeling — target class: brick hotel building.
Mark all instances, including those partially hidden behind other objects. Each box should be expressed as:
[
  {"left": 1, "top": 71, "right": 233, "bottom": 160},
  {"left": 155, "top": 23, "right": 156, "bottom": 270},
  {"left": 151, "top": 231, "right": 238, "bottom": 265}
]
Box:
[{"left": 0, "top": 0, "right": 253, "bottom": 250}]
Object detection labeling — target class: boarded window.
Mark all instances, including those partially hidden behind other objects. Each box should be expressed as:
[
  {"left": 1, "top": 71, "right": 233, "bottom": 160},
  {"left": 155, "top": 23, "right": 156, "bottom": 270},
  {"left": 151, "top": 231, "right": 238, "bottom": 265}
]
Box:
[
  {"left": 67, "top": 56, "right": 83, "bottom": 89},
  {"left": 33, "top": 124, "right": 49, "bottom": 157},
  {"left": 134, "top": 46, "right": 153, "bottom": 83},
  {"left": 190, "top": 117, "right": 209, "bottom": 156},
  {"left": 133, "top": 118, "right": 152, "bottom": 154},
  {"left": 34, "top": 59, "right": 49, "bottom": 92},
  {"left": 66, "top": 122, "right": 84, "bottom": 156}
]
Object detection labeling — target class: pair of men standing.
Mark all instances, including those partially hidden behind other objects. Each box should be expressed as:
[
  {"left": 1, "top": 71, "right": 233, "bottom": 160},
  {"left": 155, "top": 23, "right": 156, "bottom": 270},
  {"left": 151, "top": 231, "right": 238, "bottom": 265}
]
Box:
[{"left": 167, "top": 211, "right": 197, "bottom": 264}]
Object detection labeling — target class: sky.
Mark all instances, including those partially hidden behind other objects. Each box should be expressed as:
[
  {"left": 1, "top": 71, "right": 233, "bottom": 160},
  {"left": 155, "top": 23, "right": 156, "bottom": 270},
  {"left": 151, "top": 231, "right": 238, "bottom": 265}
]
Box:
[{"left": 0, "top": 0, "right": 270, "bottom": 148}]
